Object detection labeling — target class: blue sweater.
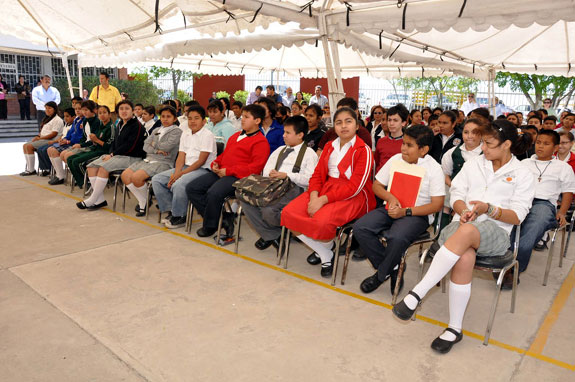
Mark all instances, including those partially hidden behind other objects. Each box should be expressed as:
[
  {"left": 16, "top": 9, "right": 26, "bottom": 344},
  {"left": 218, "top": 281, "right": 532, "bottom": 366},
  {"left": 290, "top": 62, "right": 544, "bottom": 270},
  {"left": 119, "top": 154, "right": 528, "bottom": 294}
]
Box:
[
  {"left": 263, "top": 120, "right": 284, "bottom": 154},
  {"left": 65, "top": 116, "right": 85, "bottom": 144}
]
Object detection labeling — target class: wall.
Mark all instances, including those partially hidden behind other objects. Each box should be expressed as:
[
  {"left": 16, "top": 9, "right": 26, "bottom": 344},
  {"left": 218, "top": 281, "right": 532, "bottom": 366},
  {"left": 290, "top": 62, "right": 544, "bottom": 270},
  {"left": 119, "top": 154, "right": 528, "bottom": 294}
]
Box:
[
  {"left": 193, "top": 75, "right": 245, "bottom": 108},
  {"left": 299, "top": 77, "right": 360, "bottom": 103}
]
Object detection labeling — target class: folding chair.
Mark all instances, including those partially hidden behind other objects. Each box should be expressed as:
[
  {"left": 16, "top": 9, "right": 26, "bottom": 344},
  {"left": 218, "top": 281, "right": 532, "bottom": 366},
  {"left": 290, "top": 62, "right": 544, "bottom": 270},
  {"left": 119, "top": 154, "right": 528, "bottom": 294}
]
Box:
[
  {"left": 543, "top": 223, "right": 567, "bottom": 286},
  {"left": 215, "top": 196, "right": 243, "bottom": 254}
]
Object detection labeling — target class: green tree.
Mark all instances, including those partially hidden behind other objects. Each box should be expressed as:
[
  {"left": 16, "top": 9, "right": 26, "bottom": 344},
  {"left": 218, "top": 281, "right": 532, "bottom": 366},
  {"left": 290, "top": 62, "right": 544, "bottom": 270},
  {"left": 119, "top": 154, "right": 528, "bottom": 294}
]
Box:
[
  {"left": 495, "top": 72, "right": 575, "bottom": 109},
  {"left": 393, "top": 76, "right": 479, "bottom": 108},
  {"left": 216, "top": 91, "right": 230, "bottom": 100},
  {"left": 233, "top": 90, "right": 248, "bottom": 105},
  {"left": 146, "top": 66, "right": 202, "bottom": 99}
]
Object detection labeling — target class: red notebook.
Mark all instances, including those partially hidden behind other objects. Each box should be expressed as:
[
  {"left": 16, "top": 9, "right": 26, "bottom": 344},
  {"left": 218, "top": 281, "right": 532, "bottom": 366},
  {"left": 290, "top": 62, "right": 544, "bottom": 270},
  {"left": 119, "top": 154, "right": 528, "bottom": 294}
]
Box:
[{"left": 386, "top": 160, "right": 426, "bottom": 209}]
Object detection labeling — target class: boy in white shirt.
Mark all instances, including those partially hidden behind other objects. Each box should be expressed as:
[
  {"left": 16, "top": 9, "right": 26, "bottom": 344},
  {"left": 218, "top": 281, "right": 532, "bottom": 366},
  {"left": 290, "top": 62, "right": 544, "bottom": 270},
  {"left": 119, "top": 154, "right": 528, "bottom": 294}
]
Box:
[
  {"left": 517, "top": 129, "right": 575, "bottom": 275},
  {"left": 151, "top": 105, "right": 217, "bottom": 228},
  {"left": 353, "top": 125, "right": 445, "bottom": 294},
  {"left": 240, "top": 116, "right": 318, "bottom": 250}
]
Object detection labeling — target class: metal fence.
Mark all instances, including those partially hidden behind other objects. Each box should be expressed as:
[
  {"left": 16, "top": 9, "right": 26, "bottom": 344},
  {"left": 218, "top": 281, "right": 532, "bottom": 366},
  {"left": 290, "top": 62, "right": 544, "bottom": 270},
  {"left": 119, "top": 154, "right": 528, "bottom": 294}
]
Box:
[
  {"left": 151, "top": 78, "right": 195, "bottom": 102},
  {"left": 244, "top": 72, "right": 300, "bottom": 96}
]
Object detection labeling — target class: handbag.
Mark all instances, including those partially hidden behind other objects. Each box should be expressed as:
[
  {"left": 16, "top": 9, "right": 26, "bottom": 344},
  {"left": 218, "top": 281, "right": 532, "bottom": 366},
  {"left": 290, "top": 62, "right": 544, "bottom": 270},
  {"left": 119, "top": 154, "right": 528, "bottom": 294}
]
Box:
[{"left": 234, "top": 145, "right": 308, "bottom": 207}]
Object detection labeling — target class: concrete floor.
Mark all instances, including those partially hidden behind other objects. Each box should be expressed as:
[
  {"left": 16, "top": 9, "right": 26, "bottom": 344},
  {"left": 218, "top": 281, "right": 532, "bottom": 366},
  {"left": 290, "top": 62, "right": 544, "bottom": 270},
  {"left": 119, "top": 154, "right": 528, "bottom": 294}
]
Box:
[{"left": 1, "top": 174, "right": 574, "bottom": 381}]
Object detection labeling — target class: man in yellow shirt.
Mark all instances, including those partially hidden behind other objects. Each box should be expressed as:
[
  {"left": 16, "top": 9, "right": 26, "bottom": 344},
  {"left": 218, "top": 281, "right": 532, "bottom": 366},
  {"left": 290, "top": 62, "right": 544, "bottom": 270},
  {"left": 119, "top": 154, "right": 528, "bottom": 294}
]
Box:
[{"left": 89, "top": 72, "right": 122, "bottom": 118}]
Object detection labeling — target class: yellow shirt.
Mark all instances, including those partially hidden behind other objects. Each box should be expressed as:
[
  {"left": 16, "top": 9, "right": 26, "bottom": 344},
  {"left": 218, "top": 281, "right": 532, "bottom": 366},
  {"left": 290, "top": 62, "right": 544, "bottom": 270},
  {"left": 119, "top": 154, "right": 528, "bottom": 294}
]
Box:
[{"left": 89, "top": 84, "right": 122, "bottom": 112}]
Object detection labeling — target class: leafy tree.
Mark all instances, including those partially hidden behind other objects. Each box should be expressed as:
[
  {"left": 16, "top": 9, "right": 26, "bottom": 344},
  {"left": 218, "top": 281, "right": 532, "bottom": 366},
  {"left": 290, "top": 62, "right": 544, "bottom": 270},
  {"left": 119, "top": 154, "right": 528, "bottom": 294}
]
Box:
[
  {"left": 146, "top": 66, "right": 202, "bottom": 99},
  {"left": 393, "top": 76, "right": 479, "bottom": 108},
  {"left": 495, "top": 72, "right": 575, "bottom": 109},
  {"left": 176, "top": 89, "right": 192, "bottom": 104},
  {"left": 233, "top": 90, "right": 248, "bottom": 105},
  {"left": 302, "top": 92, "right": 312, "bottom": 103},
  {"left": 216, "top": 90, "right": 230, "bottom": 100}
]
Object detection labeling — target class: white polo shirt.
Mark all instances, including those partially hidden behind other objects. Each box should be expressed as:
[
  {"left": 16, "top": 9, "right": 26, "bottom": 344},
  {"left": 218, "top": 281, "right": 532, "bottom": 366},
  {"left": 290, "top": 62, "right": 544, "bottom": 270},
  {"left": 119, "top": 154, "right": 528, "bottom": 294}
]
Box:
[
  {"left": 377, "top": 153, "right": 446, "bottom": 210},
  {"left": 522, "top": 157, "right": 575, "bottom": 206},
  {"left": 178, "top": 126, "right": 217, "bottom": 168},
  {"left": 40, "top": 115, "right": 64, "bottom": 136},
  {"left": 441, "top": 144, "right": 483, "bottom": 177},
  {"left": 263, "top": 143, "right": 319, "bottom": 189}
]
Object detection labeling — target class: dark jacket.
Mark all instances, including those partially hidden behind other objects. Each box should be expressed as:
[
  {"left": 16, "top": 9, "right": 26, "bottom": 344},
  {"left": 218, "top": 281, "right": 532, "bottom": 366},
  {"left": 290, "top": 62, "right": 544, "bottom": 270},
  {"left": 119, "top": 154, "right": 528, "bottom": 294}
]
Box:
[
  {"left": 15, "top": 82, "right": 31, "bottom": 99},
  {"left": 110, "top": 117, "right": 146, "bottom": 158},
  {"left": 429, "top": 131, "right": 463, "bottom": 163}
]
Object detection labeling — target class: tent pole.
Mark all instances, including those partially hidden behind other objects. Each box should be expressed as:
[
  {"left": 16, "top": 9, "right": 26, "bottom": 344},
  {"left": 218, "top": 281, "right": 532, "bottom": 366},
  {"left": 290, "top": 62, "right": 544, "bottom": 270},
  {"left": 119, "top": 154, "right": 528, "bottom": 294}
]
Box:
[
  {"left": 78, "top": 65, "right": 83, "bottom": 99},
  {"left": 318, "top": 9, "right": 339, "bottom": 115},
  {"left": 329, "top": 40, "right": 345, "bottom": 102},
  {"left": 62, "top": 54, "right": 74, "bottom": 98},
  {"left": 488, "top": 68, "right": 496, "bottom": 116}
]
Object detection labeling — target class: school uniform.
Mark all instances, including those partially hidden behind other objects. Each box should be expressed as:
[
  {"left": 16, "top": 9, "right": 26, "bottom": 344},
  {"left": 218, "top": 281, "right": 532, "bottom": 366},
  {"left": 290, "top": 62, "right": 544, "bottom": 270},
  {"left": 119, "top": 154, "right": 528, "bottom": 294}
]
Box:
[
  {"left": 429, "top": 131, "right": 462, "bottom": 163},
  {"left": 144, "top": 119, "right": 162, "bottom": 135},
  {"left": 559, "top": 151, "right": 575, "bottom": 174},
  {"left": 304, "top": 126, "right": 326, "bottom": 151},
  {"left": 186, "top": 130, "right": 270, "bottom": 231},
  {"left": 241, "top": 143, "right": 319, "bottom": 241},
  {"left": 516, "top": 157, "right": 575, "bottom": 272},
  {"left": 281, "top": 136, "right": 375, "bottom": 241},
  {"left": 439, "top": 155, "right": 535, "bottom": 257},
  {"left": 262, "top": 120, "right": 284, "bottom": 154},
  {"left": 36, "top": 120, "right": 76, "bottom": 171},
  {"left": 369, "top": 122, "right": 387, "bottom": 151},
  {"left": 354, "top": 153, "right": 445, "bottom": 281},
  {"left": 152, "top": 126, "right": 217, "bottom": 218},
  {"left": 318, "top": 125, "right": 373, "bottom": 152},
  {"left": 441, "top": 144, "right": 483, "bottom": 208},
  {"left": 375, "top": 135, "right": 403, "bottom": 173},
  {"left": 127, "top": 125, "right": 182, "bottom": 177},
  {"left": 29, "top": 115, "right": 64, "bottom": 149},
  {"left": 206, "top": 118, "right": 237, "bottom": 146}
]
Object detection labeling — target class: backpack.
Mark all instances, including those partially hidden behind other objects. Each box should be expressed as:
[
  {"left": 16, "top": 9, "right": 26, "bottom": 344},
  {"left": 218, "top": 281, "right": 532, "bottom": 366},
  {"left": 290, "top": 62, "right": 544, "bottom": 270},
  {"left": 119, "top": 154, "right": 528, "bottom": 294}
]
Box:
[{"left": 234, "top": 145, "right": 308, "bottom": 207}]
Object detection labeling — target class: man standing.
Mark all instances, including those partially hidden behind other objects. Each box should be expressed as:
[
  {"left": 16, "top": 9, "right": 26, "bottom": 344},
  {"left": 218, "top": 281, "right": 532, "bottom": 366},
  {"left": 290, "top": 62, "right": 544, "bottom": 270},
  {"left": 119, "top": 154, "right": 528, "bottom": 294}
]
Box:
[
  {"left": 246, "top": 86, "right": 263, "bottom": 105},
  {"left": 460, "top": 93, "right": 479, "bottom": 116},
  {"left": 309, "top": 85, "right": 328, "bottom": 108},
  {"left": 31, "top": 75, "right": 61, "bottom": 130},
  {"left": 266, "top": 85, "right": 283, "bottom": 104},
  {"left": 15, "top": 75, "right": 31, "bottom": 120},
  {"left": 89, "top": 72, "right": 122, "bottom": 120},
  {"left": 282, "top": 87, "right": 295, "bottom": 107}
]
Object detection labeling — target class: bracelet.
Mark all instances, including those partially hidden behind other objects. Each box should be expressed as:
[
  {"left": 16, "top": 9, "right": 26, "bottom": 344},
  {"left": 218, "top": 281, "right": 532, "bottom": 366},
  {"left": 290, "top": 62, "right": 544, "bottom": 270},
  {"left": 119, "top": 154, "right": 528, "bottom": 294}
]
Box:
[
  {"left": 461, "top": 208, "right": 471, "bottom": 216},
  {"left": 486, "top": 203, "right": 494, "bottom": 217},
  {"left": 495, "top": 207, "right": 503, "bottom": 220}
]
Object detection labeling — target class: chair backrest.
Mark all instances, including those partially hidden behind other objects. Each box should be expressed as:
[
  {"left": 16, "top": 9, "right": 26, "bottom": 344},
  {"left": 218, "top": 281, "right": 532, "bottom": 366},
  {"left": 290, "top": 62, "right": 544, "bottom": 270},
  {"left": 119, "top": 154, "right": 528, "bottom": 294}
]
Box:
[{"left": 216, "top": 141, "right": 225, "bottom": 156}]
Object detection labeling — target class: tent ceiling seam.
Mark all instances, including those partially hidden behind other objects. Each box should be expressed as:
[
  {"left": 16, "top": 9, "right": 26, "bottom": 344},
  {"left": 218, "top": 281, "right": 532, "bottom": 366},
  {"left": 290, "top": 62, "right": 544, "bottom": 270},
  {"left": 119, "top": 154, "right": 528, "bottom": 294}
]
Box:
[{"left": 499, "top": 24, "right": 553, "bottom": 65}]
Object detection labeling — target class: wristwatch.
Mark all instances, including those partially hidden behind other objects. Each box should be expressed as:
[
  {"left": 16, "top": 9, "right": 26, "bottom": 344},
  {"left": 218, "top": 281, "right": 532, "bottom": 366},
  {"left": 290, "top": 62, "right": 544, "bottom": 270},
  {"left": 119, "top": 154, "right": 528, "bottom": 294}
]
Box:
[{"left": 405, "top": 208, "right": 412, "bottom": 217}]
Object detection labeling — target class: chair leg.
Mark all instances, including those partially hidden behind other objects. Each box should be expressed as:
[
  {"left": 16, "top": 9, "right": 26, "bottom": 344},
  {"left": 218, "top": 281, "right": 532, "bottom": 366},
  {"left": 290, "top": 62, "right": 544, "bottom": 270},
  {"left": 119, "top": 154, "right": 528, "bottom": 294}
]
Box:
[
  {"left": 283, "top": 230, "right": 292, "bottom": 269},
  {"left": 277, "top": 226, "right": 286, "bottom": 265},
  {"left": 484, "top": 269, "right": 506, "bottom": 346},
  {"left": 511, "top": 262, "right": 518, "bottom": 313},
  {"left": 122, "top": 183, "right": 127, "bottom": 213},
  {"left": 391, "top": 254, "right": 407, "bottom": 305},
  {"left": 216, "top": 201, "right": 227, "bottom": 245},
  {"left": 543, "top": 229, "right": 557, "bottom": 286},
  {"left": 113, "top": 177, "right": 119, "bottom": 211},
  {"left": 332, "top": 227, "right": 346, "bottom": 286},
  {"left": 234, "top": 206, "right": 242, "bottom": 254},
  {"left": 563, "top": 219, "right": 574, "bottom": 260},
  {"left": 186, "top": 202, "right": 194, "bottom": 234},
  {"left": 83, "top": 171, "right": 88, "bottom": 194},
  {"left": 145, "top": 182, "right": 151, "bottom": 220},
  {"left": 559, "top": 227, "right": 566, "bottom": 268},
  {"left": 340, "top": 231, "right": 354, "bottom": 285}
]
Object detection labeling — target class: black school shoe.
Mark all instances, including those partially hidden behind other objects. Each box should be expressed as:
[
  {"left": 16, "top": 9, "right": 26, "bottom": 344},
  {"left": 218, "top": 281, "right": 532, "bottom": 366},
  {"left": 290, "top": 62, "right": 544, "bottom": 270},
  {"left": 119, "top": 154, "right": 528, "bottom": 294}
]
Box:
[
  {"left": 254, "top": 237, "right": 280, "bottom": 250},
  {"left": 87, "top": 201, "right": 108, "bottom": 210},
  {"left": 135, "top": 206, "right": 147, "bottom": 217},
  {"left": 392, "top": 290, "right": 422, "bottom": 321},
  {"left": 360, "top": 272, "right": 384, "bottom": 293},
  {"left": 19, "top": 170, "right": 37, "bottom": 176},
  {"left": 431, "top": 328, "right": 463, "bottom": 354},
  {"left": 165, "top": 215, "right": 186, "bottom": 229},
  {"left": 197, "top": 227, "right": 217, "bottom": 237},
  {"left": 48, "top": 177, "right": 64, "bottom": 185}
]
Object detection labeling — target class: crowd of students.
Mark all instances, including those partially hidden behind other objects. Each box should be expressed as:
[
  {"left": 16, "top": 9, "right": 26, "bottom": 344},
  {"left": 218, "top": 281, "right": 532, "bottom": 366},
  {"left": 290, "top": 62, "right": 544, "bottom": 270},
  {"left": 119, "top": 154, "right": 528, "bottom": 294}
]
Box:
[{"left": 19, "top": 87, "right": 575, "bottom": 355}]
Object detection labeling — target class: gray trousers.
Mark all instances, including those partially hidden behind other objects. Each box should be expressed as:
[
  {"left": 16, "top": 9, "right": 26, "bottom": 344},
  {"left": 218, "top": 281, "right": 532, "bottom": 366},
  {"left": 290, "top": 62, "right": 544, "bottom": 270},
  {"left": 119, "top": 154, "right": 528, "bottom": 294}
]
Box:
[{"left": 241, "top": 185, "right": 304, "bottom": 241}]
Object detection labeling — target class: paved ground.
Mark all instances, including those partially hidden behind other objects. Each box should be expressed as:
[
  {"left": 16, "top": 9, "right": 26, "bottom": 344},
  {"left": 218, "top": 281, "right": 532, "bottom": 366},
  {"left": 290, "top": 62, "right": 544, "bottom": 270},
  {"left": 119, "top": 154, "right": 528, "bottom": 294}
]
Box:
[{"left": 0, "top": 174, "right": 574, "bottom": 381}]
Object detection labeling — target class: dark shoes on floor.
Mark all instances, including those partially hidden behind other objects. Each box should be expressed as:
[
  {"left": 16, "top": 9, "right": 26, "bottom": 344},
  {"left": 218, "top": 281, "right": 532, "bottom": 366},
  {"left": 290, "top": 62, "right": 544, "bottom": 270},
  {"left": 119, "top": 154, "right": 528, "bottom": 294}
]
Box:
[
  {"left": 431, "top": 328, "right": 463, "bottom": 354},
  {"left": 135, "top": 205, "right": 147, "bottom": 217},
  {"left": 165, "top": 215, "right": 186, "bottom": 229},
  {"left": 19, "top": 170, "right": 36, "bottom": 176},
  {"left": 48, "top": 177, "right": 64, "bottom": 185},
  {"left": 360, "top": 273, "right": 383, "bottom": 293},
  {"left": 307, "top": 252, "right": 321, "bottom": 265},
  {"left": 197, "top": 227, "right": 217, "bottom": 237},
  {"left": 392, "top": 290, "right": 422, "bottom": 321},
  {"left": 492, "top": 271, "right": 519, "bottom": 290},
  {"left": 76, "top": 201, "right": 88, "bottom": 210},
  {"left": 254, "top": 237, "right": 279, "bottom": 250},
  {"left": 320, "top": 260, "right": 333, "bottom": 278},
  {"left": 87, "top": 201, "right": 107, "bottom": 210}
]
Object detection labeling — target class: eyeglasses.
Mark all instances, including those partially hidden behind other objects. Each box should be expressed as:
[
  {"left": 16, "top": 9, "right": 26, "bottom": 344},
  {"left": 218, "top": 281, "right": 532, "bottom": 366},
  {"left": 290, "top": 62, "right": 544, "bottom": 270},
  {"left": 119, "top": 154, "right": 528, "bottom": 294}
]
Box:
[{"left": 544, "top": 101, "right": 551, "bottom": 104}]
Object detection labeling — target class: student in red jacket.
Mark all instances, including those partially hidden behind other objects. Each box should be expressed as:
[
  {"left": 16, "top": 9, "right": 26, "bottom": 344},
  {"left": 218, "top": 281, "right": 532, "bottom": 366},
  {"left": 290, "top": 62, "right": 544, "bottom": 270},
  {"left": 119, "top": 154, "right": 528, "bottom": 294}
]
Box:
[
  {"left": 186, "top": 104, "right": 270, "bottom": 237},
  {"left": 281, "top": 107, "right": 376, "bottom": 278}
]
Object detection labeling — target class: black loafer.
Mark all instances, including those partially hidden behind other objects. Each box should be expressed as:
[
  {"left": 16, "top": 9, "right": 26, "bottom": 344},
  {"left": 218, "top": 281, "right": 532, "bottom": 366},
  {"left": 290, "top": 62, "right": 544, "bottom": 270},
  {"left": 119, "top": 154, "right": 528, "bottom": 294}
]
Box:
[
  {"left": 352, "top": 250, "right": 367, "bottom": 261},
  {"left": 360, "top": 272, "right": 384, "bottom": 293},
  {"left": 392, "top": 290, "right": 422, "bottom": 321},
  {"left": 135, "top": 206, "right": 146, "bottom": 217},
  {"left": 431, "top": 328, "right": 463, "bottom": 354},
  {"left": 197, "top": 227, "right": 217, "bottom": 237},
  {"left": 255, "top": 237, "right": 277, "bottom": 250},
  {"left": 87, "top": 200, "right": 108, "bottom": 210},
  {"left": 307, "top": 252, "right": 321, "bottom": 265},
  {"left": 76, "top": 201, "right": 88, "bottom": 210},
  {"left": 48, "top": 177, "right": 64, "bottom": 185},
  {"left": 19, "top": 170, "right": 37, "bottom": 176},
  {"left": 320, "top": 262, "right": 333, "bottom": 278}
]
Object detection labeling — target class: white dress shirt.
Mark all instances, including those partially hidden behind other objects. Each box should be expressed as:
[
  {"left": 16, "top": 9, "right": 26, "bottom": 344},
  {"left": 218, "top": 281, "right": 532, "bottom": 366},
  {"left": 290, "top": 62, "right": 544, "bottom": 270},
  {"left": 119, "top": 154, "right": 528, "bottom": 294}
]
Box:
[
  {"left": 31, "top": 85, "right": 61, "bottom": 111},
  {"left": 309, "top": 94, "right": 329, "bottom": 108},
  {"left": 282, "top": 94, "right": 295, "bottom": 107},
  {"left": 521, "top": 157, "right": 575, "bottom": 206},
  {"left": 450, "top": 155, "right": 535, "bottom": 234},
  {"left": 178, "top": 126, "right": 217, "bottom": 168},
  {"left": 40, "top": 115, "right": 64, "bottom": 136},
  {"left": 328, "top": 136, "right": 355, "bottom": 179},
  {"left": 263, "top": 142, "right": 319, "bottom": 189},
  {"left": 441, "top": 144, "right": 483, "bottom": 176},
  {"left": 461, "top": 100, "right": 479, "bottom": 116}
]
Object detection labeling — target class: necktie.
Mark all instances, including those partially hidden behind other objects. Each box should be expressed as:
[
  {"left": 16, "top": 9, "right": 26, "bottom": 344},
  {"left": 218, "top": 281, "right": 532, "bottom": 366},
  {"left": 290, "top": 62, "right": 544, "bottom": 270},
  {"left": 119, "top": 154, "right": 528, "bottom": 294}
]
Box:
[{"left": 275, "top": 148, "right": 294, "bottom": 171}]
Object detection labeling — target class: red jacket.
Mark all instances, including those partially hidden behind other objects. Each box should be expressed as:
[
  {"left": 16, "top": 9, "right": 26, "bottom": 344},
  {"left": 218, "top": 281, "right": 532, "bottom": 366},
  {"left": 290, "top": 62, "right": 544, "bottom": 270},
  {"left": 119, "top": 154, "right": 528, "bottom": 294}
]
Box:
[
  {"left": 212, "top": 131, "right": 270, "bottom": 178},
  {"left": 309, "top": 137, "right": 376, "bottom": 209},
  {"left": 566, "top": 152, "right": 575, "bottom": 174}
]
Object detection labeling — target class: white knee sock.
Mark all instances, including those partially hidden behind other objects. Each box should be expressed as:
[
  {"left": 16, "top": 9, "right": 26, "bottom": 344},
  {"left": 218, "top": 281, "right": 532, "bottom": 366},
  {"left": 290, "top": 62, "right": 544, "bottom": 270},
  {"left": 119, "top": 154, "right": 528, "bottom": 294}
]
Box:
[
  {"left": 297, "top": 234, "right": 334, "bottom": 264},
  {"left": 88, "top": 176, "right": 96, "bottom": 189},
  {"left": 25, "top": 154, "right": 35, "bottom": 172},
  {"left": 126, "top": 183, "right": 148, "bottom": 209},
  {"left": 404, "top": 246, "right": 460, "bottom": 309},
  {"left": 440, "top": 281, "right": 471, "bottom": 341},
  {"left": 84, "top": 177, "right": 108, "bottom": 205},
  {"left": 50, "top": 157, "right": 65, "bottom": 179}
]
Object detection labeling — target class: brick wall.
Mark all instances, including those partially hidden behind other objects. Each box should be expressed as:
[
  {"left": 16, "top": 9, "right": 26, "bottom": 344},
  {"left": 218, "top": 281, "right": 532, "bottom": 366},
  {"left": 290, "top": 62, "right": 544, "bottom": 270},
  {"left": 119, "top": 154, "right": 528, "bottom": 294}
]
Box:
[
  {"left": 6, "top": 94, "right": 37, "bottom": 117},
  {"left": 299, "top": 77, "right": 360, "bottom": 102}
]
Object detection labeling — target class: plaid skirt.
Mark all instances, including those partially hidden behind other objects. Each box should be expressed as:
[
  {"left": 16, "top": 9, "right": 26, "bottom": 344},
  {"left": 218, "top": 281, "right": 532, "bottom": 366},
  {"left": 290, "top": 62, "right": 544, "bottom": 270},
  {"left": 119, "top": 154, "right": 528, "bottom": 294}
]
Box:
[
  {"left": 127, "top": 160, "right": 172, "bottom": 178},
  {"left": 438, "top": 219, "right": 510, "bottom": 257},
  {"left": 87, "top": 155, "right": 141, "bottom": 173}
]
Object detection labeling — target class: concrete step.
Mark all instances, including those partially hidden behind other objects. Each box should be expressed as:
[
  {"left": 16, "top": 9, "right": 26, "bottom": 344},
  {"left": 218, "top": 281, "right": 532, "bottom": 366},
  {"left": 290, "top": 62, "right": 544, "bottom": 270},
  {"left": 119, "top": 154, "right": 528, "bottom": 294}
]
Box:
[
  {"left": 0, "top": 128, "right": 38, "bottom": 133},
  {"left": 0, "top": 131, "right": 36, "bottom": 138}
]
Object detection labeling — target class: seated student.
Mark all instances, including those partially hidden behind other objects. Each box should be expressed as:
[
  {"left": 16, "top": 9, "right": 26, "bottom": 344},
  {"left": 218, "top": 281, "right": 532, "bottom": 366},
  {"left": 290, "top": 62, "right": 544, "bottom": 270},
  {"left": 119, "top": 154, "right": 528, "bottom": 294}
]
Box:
[
  {"left": 367, "top": 106, "right": 387, "bottom": 151},
  {"left": 555, "top": 112, "right": 575, "bottom": 134},
  {"left": 36, "top": 106, "right": 75, "bottom": 177},
  {"left": 375, "top": 104, "right": 408, "bottom": 173},
  {"left": 281, "top": 107, "right": 375, "bottom": 278},
  {"left": 186, "top": 104, "right": 270, "bottom": 237},
  {"left": 408, "top": 109, "right": 423, "bottom": 128},
  {"left": 543, "top": 116, "right": 558, "bottom": 130},
  {"left": 422, "top": 107, "right": 432, "bottom": 125},
  {"left": 66, "top": 105, "right": 113, "bottom": 189},
  {"left": 121, "top": 106, "right": 183, "bottom": 216},
  {"left": 429, "top": 111, "right": 463, "bottom": 163},
  {"left": 303, "top": 104, "right": 325, "bottom": 152},
  {"left": 230, "top": 100, "right": 243, "bottom": 130},
  {"left": 515, "top": 130, "right": 575, "bottom": 281},
  {"left": 134, "top": 103, "right": 144, "bottom": 124},
  {"left": 276, "top": 105, "right": 290, "bottom": 125},
  {"left": 20, "top": 101, "right": 64, "bottom": 176},
  {"left": 432, "top": 107, "right": 443, "bottom": 117},
  {"left": 301, "top": 100, "right": 308, "bottom": 112},
  {"left": 441, "top": 119, "right": 484, "bottom": 188},
  {"left": 557, "top": 131, "right": 575, "bottom": 173},
  {"left": 393, "top": 120, "right": 534, "bottom": 354},
  {"left": 61, "top": 100, "right": 99, "bottom": 164},
  {"left": 316, "top": 98, "right": 373, "bottom": 156},
  {"left": 241, "top": 116, "right": 319, "bottom": 250},
  {"left": 527, "top": 115, "right": 542, "bottom": 130},
  {"left": 516, "top": 125, "right": 538, "bottom": 160},
  {"left": 428, "top": 114, "right": 440, "bottom": 136},
  {"left": 506, "top": 112, "right": 521, "bottom": 128},
  {"left": 46, "top": 107, "right": 85, "bottom": 185},
  {"left": 255, "top": 96, "right": 284, "bottom": 153},
  {"left": 205, "top": 100, "right": 236, "bottom": 146},
  {"left": 142, "top": 106, "right": 162, "bottom": 135},
  {"left": 353, "top": 125, "right": 444, "bottom": 293},
  {"left": 152, "top": 105, "right": 217, "bottom": 228},
  {"left": 291, "top": 101, "right": 303, "bottom": 117},
  {"left": 219, "top": 97, "right": 235, "bottom": 121},
  {"left": 177, "top": 100, "right": 201, "bottom": 127},
  {"left": 76, "top": 100, "right": 146, "bottom": 210}
]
